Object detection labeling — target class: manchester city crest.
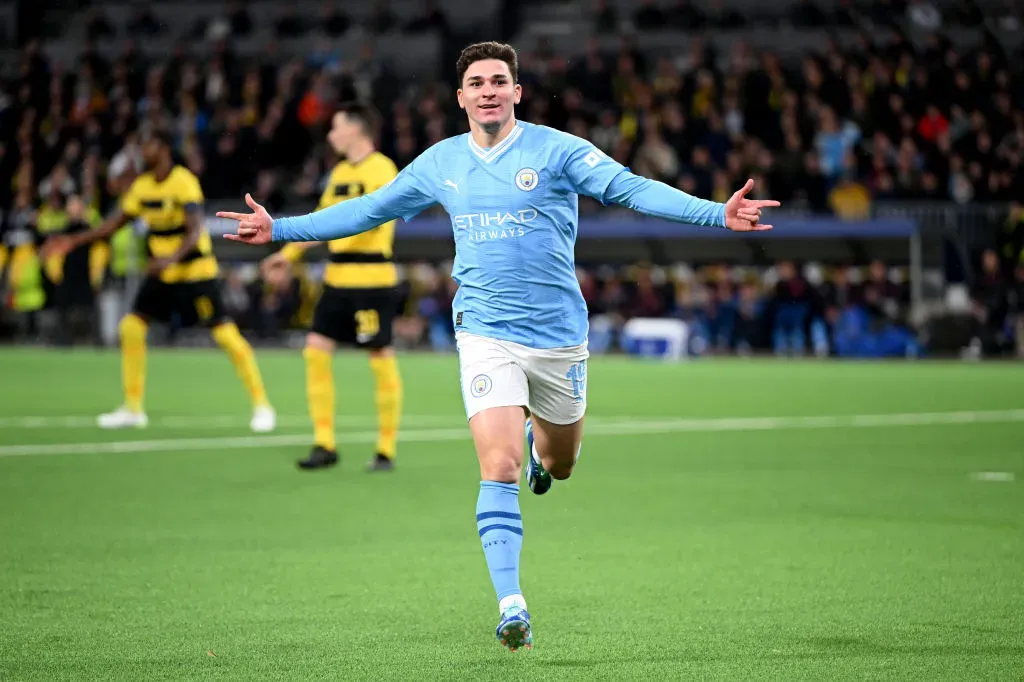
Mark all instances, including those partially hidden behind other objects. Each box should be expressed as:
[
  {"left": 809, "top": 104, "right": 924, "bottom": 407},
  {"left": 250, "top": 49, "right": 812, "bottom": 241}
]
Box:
[
  {"left": 470, "top": 374, "right": 493, "bottom": 398},
  {"left": 515, "top": 168, "right": 539, "bottom": 192}
]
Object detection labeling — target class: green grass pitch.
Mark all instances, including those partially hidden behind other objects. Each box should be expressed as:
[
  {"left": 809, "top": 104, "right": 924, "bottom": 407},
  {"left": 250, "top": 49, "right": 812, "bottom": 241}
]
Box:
[{"left": 0, "top": 348, "right": 1022, "bottom": 680}]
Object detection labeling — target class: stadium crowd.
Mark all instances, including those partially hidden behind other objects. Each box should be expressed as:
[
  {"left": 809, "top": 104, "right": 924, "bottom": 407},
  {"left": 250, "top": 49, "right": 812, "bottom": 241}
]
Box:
[{"left": 1, "top": 0, "right": 1023, "bottom": 357}]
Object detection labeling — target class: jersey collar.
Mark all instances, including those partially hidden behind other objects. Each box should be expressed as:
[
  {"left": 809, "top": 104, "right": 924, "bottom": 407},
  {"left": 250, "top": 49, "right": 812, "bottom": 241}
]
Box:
[{"left": 467, "top": 123, "right": 523, "bottom": 164}]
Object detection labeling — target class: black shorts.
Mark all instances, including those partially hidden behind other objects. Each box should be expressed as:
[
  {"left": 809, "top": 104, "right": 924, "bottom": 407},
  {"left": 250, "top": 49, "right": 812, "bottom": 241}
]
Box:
[
  {"left": 132, "top": 277, "right": 229, "bottom": 328},
  {"left": 53, "top": 250, "right": 95, "bottom": 309},
  {"left": 311, "top": 285, "right": 397, "bottom": 349}
]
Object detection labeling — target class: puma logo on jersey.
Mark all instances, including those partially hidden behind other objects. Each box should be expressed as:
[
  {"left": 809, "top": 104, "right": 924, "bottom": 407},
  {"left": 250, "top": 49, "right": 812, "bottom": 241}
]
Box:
[{"left": 444, "top": 179, "right": 460, "bottom": 193}]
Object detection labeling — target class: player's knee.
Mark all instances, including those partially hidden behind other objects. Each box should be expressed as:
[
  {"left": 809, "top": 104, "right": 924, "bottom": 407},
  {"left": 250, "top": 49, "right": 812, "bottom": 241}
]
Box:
[
  {"left": 548, "top": 460, "right": 575, "bottom": 481},
  {"left": 479, "top": 445, "right": 522, "bottom": 483},
  {"left": 119, "top": 314, "right": 147, "bottom": 342},
  {"left": 210, "top": 321, "right": 240, "bottom": 346},
  {"left": 305, "top": 332, "right": 335, "bottom": 354}
]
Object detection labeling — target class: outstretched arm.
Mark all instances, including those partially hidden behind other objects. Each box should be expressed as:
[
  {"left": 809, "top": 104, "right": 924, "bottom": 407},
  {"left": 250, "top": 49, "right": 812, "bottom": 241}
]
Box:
[
  {"left": 42, "top": 209, "right": 131, "bottom": 258},
  {"left": 605, "top": 172, "right": 778, "bottom": 232},
  {"left": 269, "top": 191, "right": 401, "bottom": 242},
  {"left": 605, "top": 170, "right": 726, "bottom": 227},
  {"left": 559, "top": 134, "right": 779, "bottom": 232},
  {"left": 219, "top": 160, "right": 435, "bottom": 246}
]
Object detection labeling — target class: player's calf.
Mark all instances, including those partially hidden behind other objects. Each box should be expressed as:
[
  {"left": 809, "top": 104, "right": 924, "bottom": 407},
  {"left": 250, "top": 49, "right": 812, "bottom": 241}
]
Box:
[
  {"left": 529, "top": 414, "right": 583, "bottom": 481},
  {"left": 524, "top": 418, "right": 552, "bottom": 494}
]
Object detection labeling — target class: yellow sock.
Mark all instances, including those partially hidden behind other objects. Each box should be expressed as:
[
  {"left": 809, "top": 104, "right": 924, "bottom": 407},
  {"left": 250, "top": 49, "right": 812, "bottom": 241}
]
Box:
[
  {"left": 119, "top": 314, "right": 148, "bottom": 413},
  {"left": 211, "top": 322, "right": 270, "bottom": 408},
  {"left": 304, "top": 346, "right": 335, "bottom": 451},
  {"left": 370, "top": 354, "right": 402, "bottom": 459}
]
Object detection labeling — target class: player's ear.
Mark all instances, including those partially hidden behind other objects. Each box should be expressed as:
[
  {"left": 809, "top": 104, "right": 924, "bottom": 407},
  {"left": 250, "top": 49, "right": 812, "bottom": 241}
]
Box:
[
  {"left": 513, "top": 84, "right": 522, "bottom": 104},
  {"left": 456, "top": 88, "right": 466, "bottom": 110}
]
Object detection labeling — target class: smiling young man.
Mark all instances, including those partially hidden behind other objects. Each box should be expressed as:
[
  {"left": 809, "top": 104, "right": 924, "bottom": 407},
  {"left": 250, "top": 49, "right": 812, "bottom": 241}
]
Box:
[{"left": 217, "top": 41, "right": 779, "bottom": 651}]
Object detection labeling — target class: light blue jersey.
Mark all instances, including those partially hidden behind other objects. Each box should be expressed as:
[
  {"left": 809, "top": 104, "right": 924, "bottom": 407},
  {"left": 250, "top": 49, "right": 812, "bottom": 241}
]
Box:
[{"left": 273, "top": 121, "right": 727, "bottom": 349}]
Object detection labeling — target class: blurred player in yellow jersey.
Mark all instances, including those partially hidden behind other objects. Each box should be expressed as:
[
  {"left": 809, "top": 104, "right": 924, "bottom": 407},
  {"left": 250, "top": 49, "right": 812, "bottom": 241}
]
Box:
[
  {"left": 262, "top": 102, "right": 402, "bottom": 472},
  {"left": 44, "top": 131, "right": 276, "bottom": 432}
]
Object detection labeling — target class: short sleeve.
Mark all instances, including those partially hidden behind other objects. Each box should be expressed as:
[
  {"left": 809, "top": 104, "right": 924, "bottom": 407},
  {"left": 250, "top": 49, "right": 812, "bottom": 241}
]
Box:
[
  {"left": 366, "top": 157, "right": 399, "bottom": 194},
  {"left": 120, "top": 179, "right": 142, "bottom": 217},
  {"left": 316, "top": 171, "right": 336, "bottom": 211},
  {"left": 177, "top": 169, "right": 204, "bottom": 210}
]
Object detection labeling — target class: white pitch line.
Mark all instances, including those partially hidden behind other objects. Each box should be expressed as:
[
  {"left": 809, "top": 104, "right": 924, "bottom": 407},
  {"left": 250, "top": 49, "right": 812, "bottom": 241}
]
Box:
[
  {"left": 970, "top": 471, "right": 1016, "bottom": 482},
  {"left": 0, "top": 408, "right": 1021, "bottom": 459},
  {"left": 582, "top": 408, "right": 1024, "bottom": 434},
  {"left": 0, "top": 414, "right": 462, "bottom": 430}
]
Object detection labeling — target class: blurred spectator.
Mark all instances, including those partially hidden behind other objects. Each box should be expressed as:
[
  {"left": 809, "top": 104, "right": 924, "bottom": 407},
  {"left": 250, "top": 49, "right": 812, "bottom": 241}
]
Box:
[
  {"left": 732, "top": 282, "right": 764, "bottom": 354},
  {"left": 969, "top": 249, "right": 1012, "bottom": 355},
  {"left": 768, "top": 261, "right": 815, "bottom": 356},
  {"left": 828, "top": 154, "right": 872, "bottom": 219},
  {"left": 862, "top": 259, "right": 908, "bottom": 324},
  {"left": 627, "top": 268, "right": 668, "bottom": 319},
  {"left": 998, "top": 203, "right": 1024, "bottom": 277}
]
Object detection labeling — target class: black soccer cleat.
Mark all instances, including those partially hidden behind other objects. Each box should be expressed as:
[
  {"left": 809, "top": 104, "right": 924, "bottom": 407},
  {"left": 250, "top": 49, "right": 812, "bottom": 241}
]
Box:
[
  {"left": 366, "top": 453, "right": 395, "bottom": 472},
  {"left": 297, "top": 445, "right": 339, "bottom": 470}
]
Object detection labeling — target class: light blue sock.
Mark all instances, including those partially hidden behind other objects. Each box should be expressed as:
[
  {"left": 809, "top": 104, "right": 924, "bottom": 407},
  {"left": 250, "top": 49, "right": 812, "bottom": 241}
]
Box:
[{"left": 476, "top": 481, "right": 523, "bottom": 602}]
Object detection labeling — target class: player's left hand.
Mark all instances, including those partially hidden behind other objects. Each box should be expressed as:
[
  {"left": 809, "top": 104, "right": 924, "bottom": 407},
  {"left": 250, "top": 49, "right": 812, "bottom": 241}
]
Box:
[
  {"left": 724, "top": 178, "right": 780, "bottom": 232},
  {"left": 146, "top": 258, "right": 173, "bottom": 275},
  {"left": 41, "top": 236, "right": 73, "bottom": 259}
]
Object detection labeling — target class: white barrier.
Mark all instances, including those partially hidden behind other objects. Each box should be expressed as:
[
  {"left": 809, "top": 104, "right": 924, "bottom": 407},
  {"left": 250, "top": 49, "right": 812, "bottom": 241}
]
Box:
[{"left": 621, "top": 318, "right": 691, "bottom": 361}]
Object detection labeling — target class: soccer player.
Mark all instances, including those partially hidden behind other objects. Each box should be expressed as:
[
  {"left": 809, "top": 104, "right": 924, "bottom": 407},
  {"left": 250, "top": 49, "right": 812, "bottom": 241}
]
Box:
[
  {"left": 260, "top": 103, "right": 403, "bottom": 472},
  {"left": 44, "top": 131, "right": 276, "bottom": 432},
  {"left": 217, "top": 41, "right": 778, "bottom": 650}
]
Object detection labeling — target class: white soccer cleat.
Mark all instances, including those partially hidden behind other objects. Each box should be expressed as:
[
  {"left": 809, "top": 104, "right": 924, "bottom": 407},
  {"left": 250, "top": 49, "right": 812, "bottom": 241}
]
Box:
[
  {"left": 97, "top": 407, "right": 149, "bottom": 429},
  {"left": 250, "top": 405, "right": 277, "bottom": 433}
]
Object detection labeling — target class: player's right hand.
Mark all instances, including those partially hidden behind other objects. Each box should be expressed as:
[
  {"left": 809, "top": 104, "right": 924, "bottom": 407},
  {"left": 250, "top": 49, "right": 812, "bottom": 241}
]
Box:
[
  {"left": 217, "top": 193, "right": 273, "bottom": 245},
  {"left": 41, "top": 236, "right": 72, "bottom": 259}
]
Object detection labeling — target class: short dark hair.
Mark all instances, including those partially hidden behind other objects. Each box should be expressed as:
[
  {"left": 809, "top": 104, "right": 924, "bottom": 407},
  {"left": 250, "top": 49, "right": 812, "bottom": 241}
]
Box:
[
  {"left": 456, "top": 41, "right": 519, "bottom": 86},
  {"left": 336, "top": 101, "right": 381, "bottom": 140},
  {"left": 149, "top": 129, "right": 175, "bottom": 151}
]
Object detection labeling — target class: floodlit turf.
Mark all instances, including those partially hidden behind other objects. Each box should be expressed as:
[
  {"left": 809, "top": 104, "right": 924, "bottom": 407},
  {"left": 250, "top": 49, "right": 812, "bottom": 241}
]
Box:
[{"left": 0, "top": 347, "right": 1022, "bottom": 680}]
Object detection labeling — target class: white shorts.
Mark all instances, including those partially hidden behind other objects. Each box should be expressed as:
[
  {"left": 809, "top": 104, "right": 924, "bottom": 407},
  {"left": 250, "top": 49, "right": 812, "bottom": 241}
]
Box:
[{"left": 455, "top": 330, "right": 589, "bottom": 425}]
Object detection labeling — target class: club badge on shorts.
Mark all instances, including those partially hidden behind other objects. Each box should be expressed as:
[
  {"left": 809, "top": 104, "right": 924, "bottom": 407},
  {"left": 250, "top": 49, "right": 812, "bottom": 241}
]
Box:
[{"left": 470, "top": 374, "right": 492, "bottom": 398}]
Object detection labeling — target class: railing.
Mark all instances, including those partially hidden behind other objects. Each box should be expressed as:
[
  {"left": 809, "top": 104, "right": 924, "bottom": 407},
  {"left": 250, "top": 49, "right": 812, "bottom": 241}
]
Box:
[
  {"left": 873, "top": 201, "right": 1009, "bottom": 242},
  {"left": 873, "top": 200, "right": 1011, "bottom": 282}
]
